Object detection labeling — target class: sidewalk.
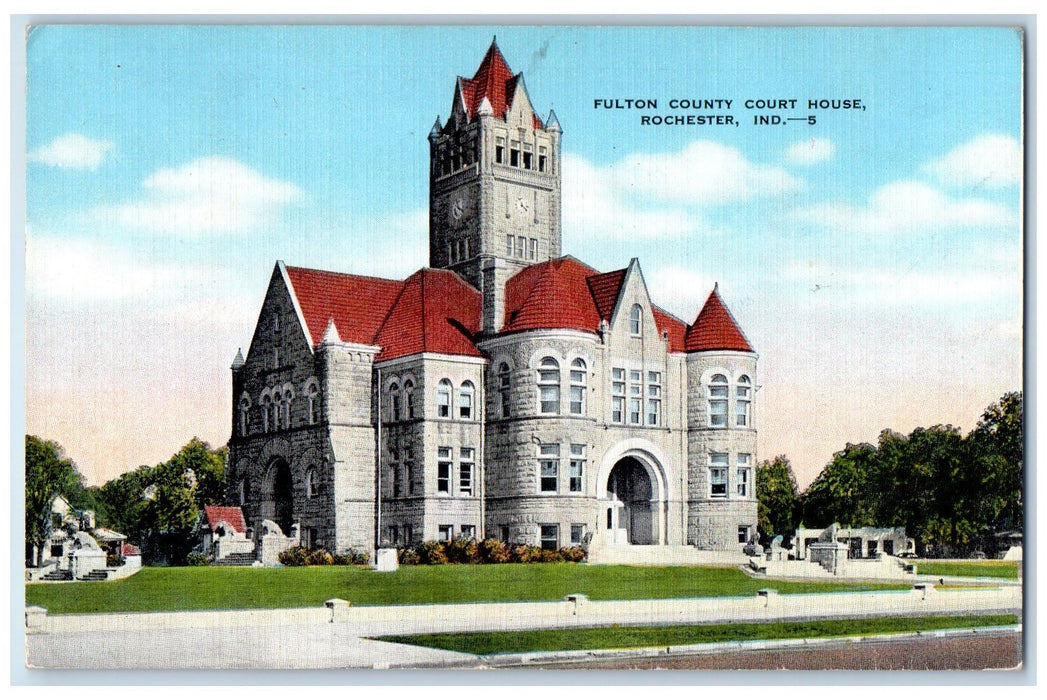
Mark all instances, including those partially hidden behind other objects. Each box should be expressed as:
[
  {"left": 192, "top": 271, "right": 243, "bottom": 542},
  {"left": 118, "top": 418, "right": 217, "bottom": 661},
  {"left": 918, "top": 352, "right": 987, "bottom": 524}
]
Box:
[{"left": 24, "top": 583, "right": 1022, "bottom": 670}]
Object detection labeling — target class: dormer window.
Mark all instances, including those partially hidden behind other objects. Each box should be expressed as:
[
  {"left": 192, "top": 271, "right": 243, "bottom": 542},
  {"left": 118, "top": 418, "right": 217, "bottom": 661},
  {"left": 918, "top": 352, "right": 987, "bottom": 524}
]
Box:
[{"left": 629, "top": 304, "right": 643, "bottom": 336}]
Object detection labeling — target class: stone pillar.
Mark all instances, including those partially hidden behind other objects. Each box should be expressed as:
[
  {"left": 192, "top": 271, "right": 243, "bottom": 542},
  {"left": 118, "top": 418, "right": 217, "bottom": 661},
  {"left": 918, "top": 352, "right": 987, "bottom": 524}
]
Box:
[{"left": 482, "top": 257, "right": 509, "bottom": 334}]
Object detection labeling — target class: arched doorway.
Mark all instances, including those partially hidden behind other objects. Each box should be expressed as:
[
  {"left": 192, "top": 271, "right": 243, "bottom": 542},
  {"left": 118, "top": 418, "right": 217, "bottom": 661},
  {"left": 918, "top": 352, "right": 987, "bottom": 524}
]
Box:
[
  {"left": 605, "top": 457, "right": 655, "bottom": 545},
  {"left": 264, "top": 459, "right": 294, "bottom": 536}
]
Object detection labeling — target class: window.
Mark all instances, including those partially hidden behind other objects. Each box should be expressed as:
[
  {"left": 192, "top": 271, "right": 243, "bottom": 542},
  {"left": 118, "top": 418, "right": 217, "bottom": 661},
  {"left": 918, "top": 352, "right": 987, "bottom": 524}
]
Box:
[
  {"left": 305, "top": 380, "right": 320, "bottom": 424},
  {"left": 736, "top": 375, "right": 752, "bottom": 427},
  {"left": 239, "top": 394, "right": 251, "bottom": 436},
  {"left": 569, "top": 359, "right": 587, "bottom": 415},
  {"left": 389, "top": 382, "right": 401, "bottom": 422},
  {"left": 738, "top": 526, "right": 751, "bottom": 544},
  {"left": 438, "top": 525, "right": 453, "bottom": 541},
  {"left": 647, "top": 371, "right": 662, "bottom": 426},
  {"left": 538, "top": 357, "right": 560, "bottom": 414},
  {"left": 458, "top": 381, "right": 474, "bottom": 420},
  {"left": 522, "top": 150, "right": 533, "bottom": 169},
  {"left": 438, "top": 447, "right": 452, "bottom": 493},
  {"left": 404, "top": 447, "right": 415, "bottom": 496},
  {"left": 500, "top": 525, "right": 510, "bottom": 543},
  {"left": 540, "top": 524, "right": 559, "bottom": 550},
  {"left": 495, "top": 137, "right": 505, "bottom": 164},
  {"left": 569, "top": 444, "right": 585, "bottom": 493},
  {"left": 629, "top": 304, "right": 643, "bottom": 336},
  {"left": 390, "top": 450, "right": 401, "bottom": 497},
  {"left": 529, "top": 238, "right": 538, "bottom": 260},
  {"left": 498, "top": 362, "right": 511, "bottom": 418},
  {"left": 736, "top": 454, "right": 752, "bottom": 498},
  {"left": 517, "top": 236, "right": 526, "bottom": 258},
  {"left": 237, "top": 478, "right": 246, "bottom": 506},
  {"left": 306, "top": 468, "right": 317, "bottom": 499},
  {"left": 506, "top": 234, "right": 514, "bottom": 257},
  {"left": 539, "top": 444, "right": 560, "bottom": 492},
  {"left": 404, "top": 524, "right": 414, "bottom": 543},
  {"left": 461, "top": 524, "right": 476, "bottom": 540},
  {"left": 273, "top": 347, "right": 281, "bottom": 368},
  {"left": 262, "top": 394, "right": 272, "bottom": 433},
  {"left": 538, "top": 147, "right": 547, "bottom": 173},
  {"left": 710, "top": 453, "right": 729, "bottom": 498},
  {"left": 459, "top": 448, "right": 474, "bottom": 496},
  {"left": 570, "top": 524, "right": 586, "bottom": 546},
  {"left": 404, "top": 379, "right": 415, "bottom": 419},
  {"left": 437, "top": 379, "right": 452, "bottom": 418},
  {"left": 629, "top": 370, "right": 643, "bottom": 425},
  {"left": 611, "top": 368, "right": 626, "bottom": 423},
  {"left": 709, "top": 374, "right": 729, "bottom": 427},
  {"left": 387, "top": 525, "right": 399, "bottom": 546},
  {"left": 510, "top": 141, "right": 520, "bottom": 167}
]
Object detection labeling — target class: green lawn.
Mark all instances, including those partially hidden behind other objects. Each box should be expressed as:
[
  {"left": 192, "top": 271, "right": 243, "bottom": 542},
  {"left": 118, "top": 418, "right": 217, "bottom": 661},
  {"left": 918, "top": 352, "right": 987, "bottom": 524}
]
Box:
[
  {"left": 25, "top": 564, "right": 911, "bottom": 615},
  {"left": 376, "top": 614, "right": 1020, "bottom": 656},
  {"left": 915, "top": 560, "right": 1020, "bottom": 579}
]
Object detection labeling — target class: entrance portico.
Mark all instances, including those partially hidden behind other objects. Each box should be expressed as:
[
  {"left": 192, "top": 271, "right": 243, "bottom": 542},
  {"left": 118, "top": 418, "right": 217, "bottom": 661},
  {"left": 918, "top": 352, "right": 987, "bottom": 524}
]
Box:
[{"left": 597, "top": 439, "right": 670, "bottom": 547}]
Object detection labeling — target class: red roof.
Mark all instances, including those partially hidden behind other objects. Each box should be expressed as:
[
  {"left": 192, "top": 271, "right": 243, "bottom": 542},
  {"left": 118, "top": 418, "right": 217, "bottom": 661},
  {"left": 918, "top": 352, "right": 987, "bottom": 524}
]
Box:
[
  {"left": 456, "top": 41, "right": 544, "bottom": 129},
  {"left": 284, "top": 266, "right": 402, "bottom": 347},
  {"left": 284, "top": 265, "right": 482, "bottom": 362},
  {"left": 373, "top": 269, "right": 483, "bottom": 361},
  {"left": 684, "top": 286, "right": 754, "bottom": 352},
  {"left": 121, "top": 542, "right": 140, "bottom": 556},
  {"left": 204, "top": 505, "right": 247, "bottom": 534}
]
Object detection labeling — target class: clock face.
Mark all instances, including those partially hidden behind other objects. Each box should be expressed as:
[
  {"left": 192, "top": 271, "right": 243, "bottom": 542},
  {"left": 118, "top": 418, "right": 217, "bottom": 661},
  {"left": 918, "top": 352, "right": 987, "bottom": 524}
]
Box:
[{"left": 515, "top": 196, "right": 529, "bottom": 214}]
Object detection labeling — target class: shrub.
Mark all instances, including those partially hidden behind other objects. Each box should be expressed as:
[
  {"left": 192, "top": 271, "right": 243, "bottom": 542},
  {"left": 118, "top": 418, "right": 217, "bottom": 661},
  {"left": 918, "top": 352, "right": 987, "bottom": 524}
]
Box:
[
  {"left": 185, "top": 552, "right": 212, "bottom": 567},
  {"left": 330, "top": 552, "right": 353, "bottom": 566},
  {"left": 420, "top": 540, "right": 449, "bottom": 565},
  {"left": 511, "top": 544, "right": 542, "bottom": 563},
  {"left": 349, "top": 548, "right": 370, "bottom": 565},
  {"left": 538, "top": 548, "right": 565, "bottom": 563},
  {"left": 478, "top": 538, "right": 510, "bottom": 564},
  {"left": 398, "top": 547, "right": 421, "bottom": 566},
  {"left": 306, "top": 549, "right": 334, "bottom": 566},
  {"left": 559, "top": 546, "right": 586, "bottom": 563},
  {"left": 278, "top": 546, "right": 309, "bottom": 567},
  {"left": 445, "top": 537, "right": 480, "bottom": 564}
]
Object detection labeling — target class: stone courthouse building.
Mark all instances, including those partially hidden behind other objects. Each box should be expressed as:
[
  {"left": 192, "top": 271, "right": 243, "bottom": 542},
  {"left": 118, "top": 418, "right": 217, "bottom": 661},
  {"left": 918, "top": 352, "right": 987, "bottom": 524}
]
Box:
[{"left": 226, "top": 42, "right": 759, "bottom": 557}]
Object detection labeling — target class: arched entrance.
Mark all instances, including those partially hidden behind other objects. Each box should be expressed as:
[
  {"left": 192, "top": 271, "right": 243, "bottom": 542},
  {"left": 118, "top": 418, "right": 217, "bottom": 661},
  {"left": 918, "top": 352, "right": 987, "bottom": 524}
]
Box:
[
  {"left": 605, "top": 457, "right": 656, "bottom": 545},
  {"left": 264, "top": 459, "right": 294, "bottom": 536}
]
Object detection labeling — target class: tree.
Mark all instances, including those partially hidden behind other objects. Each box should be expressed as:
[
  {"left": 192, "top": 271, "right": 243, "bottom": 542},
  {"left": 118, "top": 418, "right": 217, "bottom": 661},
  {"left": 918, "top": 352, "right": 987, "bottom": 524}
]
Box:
[
  {"left": 756, "top": 455, "right": 800, "bottom": 544},
  {"left": 968, "top": 392, "right": 1023, "bottom": 532},
  {"left": 25, "top": 436, "right": 87, "bottom": 566},
  {"left": 801, "top": 442, "right": 879, "bottom": 529}
]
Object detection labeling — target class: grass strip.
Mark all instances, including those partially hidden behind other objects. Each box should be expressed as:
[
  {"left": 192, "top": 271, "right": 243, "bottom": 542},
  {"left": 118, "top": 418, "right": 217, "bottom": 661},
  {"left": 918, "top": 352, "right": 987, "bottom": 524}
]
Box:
[
  {"left": 25, "top": 564, "right": 911, "bottom": 615},
  {"left": 915, "top": 561, "right": 1020, "bottom": 580},
  {"left": 375, "top": 614, "right": 1020, "bottom": 656}
]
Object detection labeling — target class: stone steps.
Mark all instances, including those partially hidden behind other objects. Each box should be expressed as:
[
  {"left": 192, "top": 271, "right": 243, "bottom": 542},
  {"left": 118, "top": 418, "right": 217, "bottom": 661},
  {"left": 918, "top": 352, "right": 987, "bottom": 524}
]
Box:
[
  {"left": 41, "top": 570, "right": 72, "bottom": 581},
  {"left": 78, "top": 569, "right": 110, "bottom": 581},
  {"left": 214, "top": 552, "right": 257, "bottom": 566}
]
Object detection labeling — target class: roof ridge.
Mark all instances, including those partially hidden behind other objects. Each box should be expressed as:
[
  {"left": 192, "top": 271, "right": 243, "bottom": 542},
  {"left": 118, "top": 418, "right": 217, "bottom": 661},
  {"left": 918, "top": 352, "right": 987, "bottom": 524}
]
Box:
[{"left": 285, "top": 263, "right": 404, "bottom": 286}]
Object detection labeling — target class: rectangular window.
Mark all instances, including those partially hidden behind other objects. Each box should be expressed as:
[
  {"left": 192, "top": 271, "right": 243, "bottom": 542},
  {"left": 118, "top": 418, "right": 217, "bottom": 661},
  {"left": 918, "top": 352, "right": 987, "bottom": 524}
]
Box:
[
  {"left": 570, "top": 524, "right": 586, "bottom": 546},
  {"left": 569, "top": 385, "right": 584, "bottom": 415},
  {"left": 461, "top": 524, "right": 476, "bottom": 540},
  {"left": 386, "top": 525, "right": 398, "bottom": 546},
  {"left": 517, "top": 236, "right": 526, "bottom": 259},
  {"left": 495, "top": 137, "right": 505, "bottom": 164},
  {"left": 522, "top": 151, "right": 533, "bottom": 169},
  {"left": 611, "top": 368, "right": 626, "bottom": 423},
  {"left": 506, "top": 234, "right": 514, "bottom": 257},
  {"left": 404, "top": 524, "right": 413, "bottom": 543},
  {"left": 438, "top": 524, "right": 453, "bottom": 541},
  {"left": 647, "top": 371, "right": 662, "bottom": 426},
  {"left": 459, "top": 448, "right": 474, "bottom": 496},
  {"left": 438, "top": 447, "right": 452, "bottom": 494},
  {"left": 529, "top": 238, "right": 538, "bottom": 261},
  {"left": 500, "top": 525, "right": 510, "bottom": 543},
  {"left": 710, "top": 453, "right": 729, "bottom": 498},
  {"left": 540, "top": 443, "right": 560, "bottom": 493},
  {"left": 629, "top": 398, "right": 642, "bottom": 425},
  {"left": 736, "top": 397, "right": 751, "bottom": 427},
  {"left": 629, "top": 369, "right": 643, "bottom": 423},
  {"left": 736, "top": 454, "right": 751, "bottom": 498},
  {"left": 738, "top": 526, "right": 750, "bottom": 544},
  {"left": 540, "top": 524, "right": 559, "bottom": 550},
  {"left": 709, "top": 399, "right": 728, "bottom": 427},
  {"left": 499, "top": 371, "right": 511, "bottom": 419},
  {"left": 510, "top": 148, "right": 520, "bottom": 167},
  {"left": 391, "top": 462, "right": 401, "bottom": 498},
  {"left": 539, "top": 154, "right": 547, "bottom": 172},
  {"left": 404, "top": 451, "right": 415, "bottom": 496},
  {"left": 569, "top": 444, "right": 584, "bottom": 493}
]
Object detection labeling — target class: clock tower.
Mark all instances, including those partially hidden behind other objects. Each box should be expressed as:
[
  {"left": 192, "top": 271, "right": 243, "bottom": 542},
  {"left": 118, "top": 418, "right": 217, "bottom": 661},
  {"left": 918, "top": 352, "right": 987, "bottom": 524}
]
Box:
[{"left": 429, "top": 40, "right": 562, "bottom": 296}]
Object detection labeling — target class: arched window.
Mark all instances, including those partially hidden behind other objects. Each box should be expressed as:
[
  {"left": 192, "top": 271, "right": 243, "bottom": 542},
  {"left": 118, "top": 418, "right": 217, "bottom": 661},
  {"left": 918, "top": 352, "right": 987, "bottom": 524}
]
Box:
[
  {"left": 404, "top": 379, "right": 415, "bottom": 419},
  {"left": 389, "top": 381, "right": 401, "bottom": 421},
  {"left": 538, "top": 357, "right": 560, "bottom": 414},
  {"left": 305, "top": 467, "right": 317, "bottom": 499},
  {"left": 280, "top": 385, "right": 295, "bottom": 429},
  {"left": 629, "top": 304, "right": 643, "bottom": 336},
  {"left": 736, "top": 375, "right": 752, "bottom": 427},
  {"left": 305, "top": 380, "right": 320, "bottom": 424},
  {"left": 459, "top": 381, "right": 475, "bottom": 419},
  {"left": 237, "top": 478, "right": 247, "bottom": 506},
  {"left": 569, "top": 358, "right": 587, "bottom": 415},
  {"left": 498, "top": 362, "right": 511, "bottom": 418},
  {"left": 262, "top": 393, "right": 273, "bottom": 433},
  {"left": 437, "top": 379, "right": 452, "bottom": 418},
  {"left": 708, "top": 374, "right": 729, "bottom": 428},
  {"left": 239, "top": 394, "right": 251, "bottom": 436}
]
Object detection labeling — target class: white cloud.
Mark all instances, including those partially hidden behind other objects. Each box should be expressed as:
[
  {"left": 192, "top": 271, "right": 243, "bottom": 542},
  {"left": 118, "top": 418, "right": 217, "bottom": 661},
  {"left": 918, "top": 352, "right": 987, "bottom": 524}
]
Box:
[
  {"left": 644, "top": 265, "right": 718, "bottom": 320},
  {"left": 607, "top": 141, "right": 803, "bottom": 206},
  {"left": 922, "top": 134, "right": 1021, "bottom": 189},
  {"left": 26, "top": 231, "right": 204, "bottom": 301},
  {"left": 785, "top": 138, "right": 835, "bottom": 165},
  {"left": 29, "top": 134, "right": 113, "bottom": 170},
  {"left": 97, "top": 156, "right": 305, "bottom": 235},
  {"left": 793, "top": 180, "right": 1014, "bottom": 234}
]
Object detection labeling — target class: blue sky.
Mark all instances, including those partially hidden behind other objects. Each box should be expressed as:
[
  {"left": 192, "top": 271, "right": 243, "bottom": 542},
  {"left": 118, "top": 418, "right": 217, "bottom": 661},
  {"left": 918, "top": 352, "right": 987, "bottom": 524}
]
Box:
[{"left": 23, "top": 24, "right": 1023, "bottom": 486}]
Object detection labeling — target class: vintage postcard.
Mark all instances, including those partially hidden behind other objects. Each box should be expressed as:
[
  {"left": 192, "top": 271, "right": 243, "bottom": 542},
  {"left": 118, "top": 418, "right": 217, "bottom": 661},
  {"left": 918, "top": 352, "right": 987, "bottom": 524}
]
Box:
[{"left": 20, "top": 23, "right": 1024, "bottom": 675}]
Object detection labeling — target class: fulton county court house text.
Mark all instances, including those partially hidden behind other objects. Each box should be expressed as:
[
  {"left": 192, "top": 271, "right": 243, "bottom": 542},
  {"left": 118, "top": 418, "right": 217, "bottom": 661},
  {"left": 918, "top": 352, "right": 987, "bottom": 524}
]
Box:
[{"left": 594, "top": 98, "right": 867, "bottom": 126}]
